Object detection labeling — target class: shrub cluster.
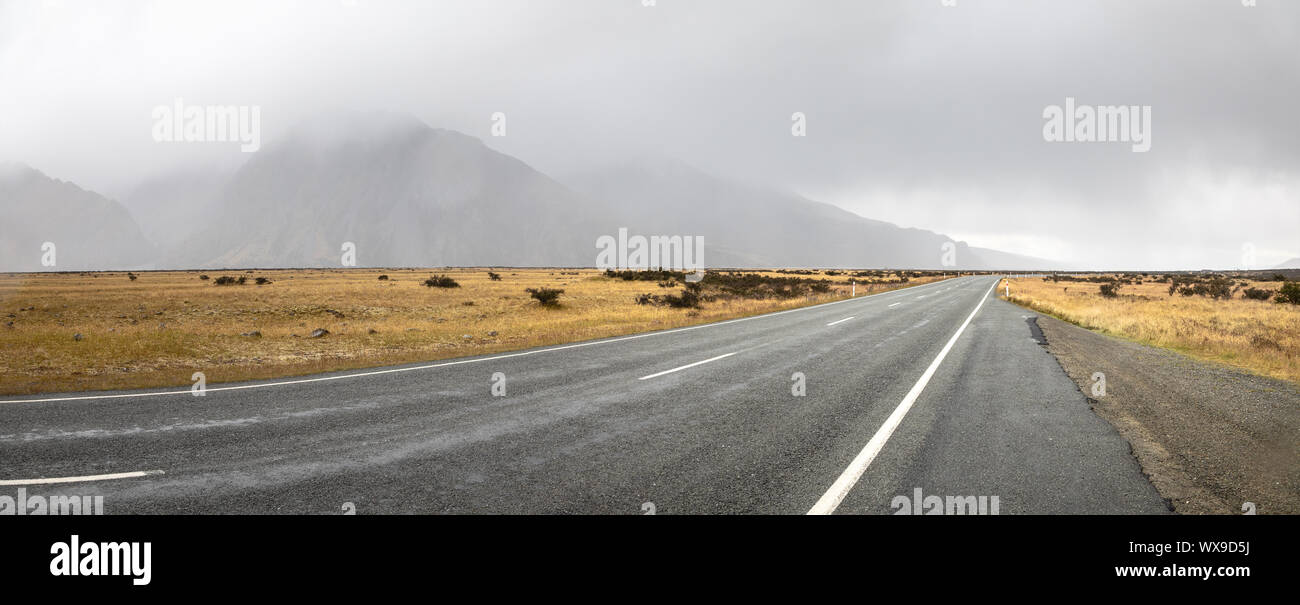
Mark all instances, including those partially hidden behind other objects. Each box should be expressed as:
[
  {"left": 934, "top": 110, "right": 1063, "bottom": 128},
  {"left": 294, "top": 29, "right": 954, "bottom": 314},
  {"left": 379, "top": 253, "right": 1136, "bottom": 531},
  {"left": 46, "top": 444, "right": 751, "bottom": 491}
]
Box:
[
  {"left": 1276, "top": 282, "right": 1300, "bottom": 305},
  {"left": 1242, "top": 287, "right": 1274, "bottom": 301},
  {"left": 526, "top": 287, "right": 564, "bottom": 306},
  {"left": 423, "top": 275, "right": 460, "bottom": 288},
  {"left": 604, "top": 269, "right": 686, "bottom": 282}
]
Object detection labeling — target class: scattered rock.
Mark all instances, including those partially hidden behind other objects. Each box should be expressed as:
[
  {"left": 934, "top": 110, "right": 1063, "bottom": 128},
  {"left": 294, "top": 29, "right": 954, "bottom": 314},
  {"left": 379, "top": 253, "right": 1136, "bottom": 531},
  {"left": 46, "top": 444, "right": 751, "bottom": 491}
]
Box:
[
  {"left": 241, "top": 330, "right": 262, "bottom": 338},
  {"left": 368, "top": 328, "right": 379, "bottom": 335},
  {"left": 325, "top": 309, "right": 345, "bottom": 318},
  {"left": 462, "top": 334, "right": 473, "bottom": 340},
  {"left": 488, "top": 330, "right": 498, "bottom": 337},
  {"left": 308, "top": 328, "right": 329, "bottom": 338},
  {"left": 73, "top": 333, "right": 83, "bottom": 341}
]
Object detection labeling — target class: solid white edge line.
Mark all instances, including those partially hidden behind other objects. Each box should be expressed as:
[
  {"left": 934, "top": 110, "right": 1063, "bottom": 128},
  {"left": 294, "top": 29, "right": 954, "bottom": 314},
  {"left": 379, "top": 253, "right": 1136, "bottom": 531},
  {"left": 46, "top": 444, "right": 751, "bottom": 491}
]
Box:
[
  {"left": 887, "top": 302, "right": 901, "bottom": 308},
  {"left": 3, "top": 276, "right": 966, "bottom": 404},
  {"left": 0, "top": 469, "right": 164, "bottom": 486},
  {"left": 807, "top": 278, "right": 998, "bottom": 515},
  {"left": 825, "top": 316, "right": 855, "bottom": 327},
  {"left": 638, "top": 351, "right": 739, "bottom": 380}
]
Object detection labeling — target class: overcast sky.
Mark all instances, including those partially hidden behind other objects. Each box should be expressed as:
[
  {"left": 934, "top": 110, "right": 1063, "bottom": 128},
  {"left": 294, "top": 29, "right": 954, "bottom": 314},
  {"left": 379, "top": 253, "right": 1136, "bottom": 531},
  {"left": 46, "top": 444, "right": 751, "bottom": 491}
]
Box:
[{"left": 1, "top": 0, "right": 1296, "bottom": 270}]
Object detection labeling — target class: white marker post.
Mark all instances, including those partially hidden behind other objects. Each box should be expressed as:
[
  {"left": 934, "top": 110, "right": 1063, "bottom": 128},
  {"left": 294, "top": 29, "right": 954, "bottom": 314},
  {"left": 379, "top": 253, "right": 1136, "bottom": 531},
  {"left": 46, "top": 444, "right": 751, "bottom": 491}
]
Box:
[
  {"left": 851, "top": 279, "right": 856, "bottom": 297},
  {"left": 1004, "top": 281, "right": 1010, "bottom": 297}
]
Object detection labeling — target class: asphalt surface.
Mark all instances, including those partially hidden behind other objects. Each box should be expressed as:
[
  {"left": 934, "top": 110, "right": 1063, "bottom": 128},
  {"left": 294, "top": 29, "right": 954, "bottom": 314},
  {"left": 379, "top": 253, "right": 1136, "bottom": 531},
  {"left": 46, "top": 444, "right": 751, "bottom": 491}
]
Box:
[{"left": 0, "top": 275, "right": 1168, "bottom": 514}]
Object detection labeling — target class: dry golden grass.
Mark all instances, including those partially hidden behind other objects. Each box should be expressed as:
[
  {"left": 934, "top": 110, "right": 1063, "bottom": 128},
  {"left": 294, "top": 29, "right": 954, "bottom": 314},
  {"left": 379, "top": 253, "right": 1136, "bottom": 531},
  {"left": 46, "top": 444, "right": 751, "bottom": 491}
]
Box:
[
  {"left": 0, "top": 268, "right": 943, "bottom": 395},
  {"left": 1003, "top": 276, "right": 1300, "bottom": 383}
]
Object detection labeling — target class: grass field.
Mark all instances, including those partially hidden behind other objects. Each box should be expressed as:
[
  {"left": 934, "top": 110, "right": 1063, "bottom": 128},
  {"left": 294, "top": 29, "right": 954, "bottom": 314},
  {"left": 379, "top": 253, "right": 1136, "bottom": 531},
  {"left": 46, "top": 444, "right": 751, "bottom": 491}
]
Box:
[
  {"left": 0, "top": 268, "right": 945, "bottom": 396},
  {"left": 1003, "top": 275, "right": 1300, "bottom": 383}
]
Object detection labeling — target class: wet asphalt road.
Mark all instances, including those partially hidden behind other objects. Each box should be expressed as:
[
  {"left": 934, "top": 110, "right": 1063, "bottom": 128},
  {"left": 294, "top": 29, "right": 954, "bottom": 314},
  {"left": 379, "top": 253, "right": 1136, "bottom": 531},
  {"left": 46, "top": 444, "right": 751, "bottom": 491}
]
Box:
[{"left": 0, "top": 276, "right": 1167, "bottom": 514}]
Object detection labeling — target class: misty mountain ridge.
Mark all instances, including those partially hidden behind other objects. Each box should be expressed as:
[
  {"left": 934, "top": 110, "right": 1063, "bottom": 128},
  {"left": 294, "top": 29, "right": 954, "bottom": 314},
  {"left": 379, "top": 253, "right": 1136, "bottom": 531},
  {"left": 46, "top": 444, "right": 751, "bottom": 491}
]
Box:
[
  {"left": 563, "top": 157, "right": 1054, "bottom": 270},
  {"left": 0, "top": 162, "right": 156, "bottom": 272},
  {"left": 3, "top": 113, "right": 1058, "bottom": 271},
  {"left": 168, "top": 112, "right": 607, "bottom": 268}
]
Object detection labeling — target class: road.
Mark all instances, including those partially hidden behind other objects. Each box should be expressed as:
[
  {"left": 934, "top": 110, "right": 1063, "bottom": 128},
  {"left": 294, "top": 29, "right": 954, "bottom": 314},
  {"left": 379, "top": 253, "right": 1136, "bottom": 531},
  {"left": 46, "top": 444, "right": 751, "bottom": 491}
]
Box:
[{"left": 0, "top": 275, "right": 1168, "bottom": 514}]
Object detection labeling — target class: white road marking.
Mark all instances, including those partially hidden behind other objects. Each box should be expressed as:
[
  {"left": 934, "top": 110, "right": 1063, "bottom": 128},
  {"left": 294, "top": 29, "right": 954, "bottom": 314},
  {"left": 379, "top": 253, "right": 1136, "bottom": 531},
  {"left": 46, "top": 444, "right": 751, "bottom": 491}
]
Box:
[
  {"left": 888, "top": 302, "right": 901, "bottom": 308},
  {"left": 808, "top": 278, "right": 998, "bottom": 515},
  {"left": 638, "top": 352, "right": 739, "bottom": 380},
  {"left": 0, "top": 469, "right": 164, "bottom": 486},
  {"left": 826, "top": 316, "right": 855, "bottom": 327},
  {"left": 2, "top": 276, "right": 966, "bottom": 405}
]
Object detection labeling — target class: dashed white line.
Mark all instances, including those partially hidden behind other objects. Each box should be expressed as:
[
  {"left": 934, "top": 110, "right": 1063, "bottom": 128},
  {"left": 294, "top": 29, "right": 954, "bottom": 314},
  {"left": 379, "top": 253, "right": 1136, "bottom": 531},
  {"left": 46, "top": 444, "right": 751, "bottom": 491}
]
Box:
[
  {"left": 808, "top": 279, "right": 997, "bottom": 515},
  {"left": 1, "top": 276, "right": 968, "bottom": 405},
  {"left": 638, "top": 352, "right": 739, "bottom": 380},
  {"left": 826, "top": 316, "right": 855, "bottom": 327},
  {"left": 0, "top": 469, "right": 164, "bottom": 486},
  {"left": 888, "top": 302, "right": 901, "bottom": 308}
]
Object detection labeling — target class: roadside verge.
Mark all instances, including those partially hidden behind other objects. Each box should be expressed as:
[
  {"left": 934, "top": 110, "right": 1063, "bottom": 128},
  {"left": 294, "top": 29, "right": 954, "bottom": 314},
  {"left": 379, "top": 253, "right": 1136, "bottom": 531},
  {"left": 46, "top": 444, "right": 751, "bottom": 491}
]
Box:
[{"left": 1031, "top": 314, "right": 1299, "bottom": 514}]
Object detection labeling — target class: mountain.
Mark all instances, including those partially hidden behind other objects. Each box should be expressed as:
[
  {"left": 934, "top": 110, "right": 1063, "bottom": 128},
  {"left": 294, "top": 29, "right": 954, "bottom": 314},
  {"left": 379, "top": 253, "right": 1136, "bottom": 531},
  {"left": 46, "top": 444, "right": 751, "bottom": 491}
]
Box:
[
  {"left": 563, "top": 158, "right": 1056, "bottom": 270},
  {"left": 5, "top": 114, "right": 1057, "bottom": 271},
  {"left": 1273, "top": 258, "right": 1300, "bottom": 270},
  {"left": 0, "top": 162, "right": 156, "bottom": 272},
  {"left": 121, "top": 167, "right": 230, "bottom": 252},
  {"left": 171, "top": 112, "right": 607, "bottom": 268}
]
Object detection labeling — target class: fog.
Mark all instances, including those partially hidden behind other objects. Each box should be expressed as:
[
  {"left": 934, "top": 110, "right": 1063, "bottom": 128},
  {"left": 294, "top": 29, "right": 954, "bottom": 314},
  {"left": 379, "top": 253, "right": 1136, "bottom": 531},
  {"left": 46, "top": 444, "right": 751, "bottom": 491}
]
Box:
[{"left": 1, "top": 0, "right": 1296, "bottom": 270}]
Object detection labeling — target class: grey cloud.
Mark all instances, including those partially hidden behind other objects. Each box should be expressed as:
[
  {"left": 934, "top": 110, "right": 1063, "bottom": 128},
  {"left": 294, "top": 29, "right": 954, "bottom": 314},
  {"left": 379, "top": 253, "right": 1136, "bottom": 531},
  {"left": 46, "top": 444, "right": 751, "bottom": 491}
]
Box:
[{"left": 0, "top": 0, "right": 1295, "bottom": 269}]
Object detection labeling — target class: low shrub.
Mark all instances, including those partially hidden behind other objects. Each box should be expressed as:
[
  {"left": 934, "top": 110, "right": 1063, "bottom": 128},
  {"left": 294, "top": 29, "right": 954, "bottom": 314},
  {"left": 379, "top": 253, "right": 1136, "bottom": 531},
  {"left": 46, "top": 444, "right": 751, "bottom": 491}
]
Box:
[
  {"left": 423, "top": 275, "right": 460, "bottom": 288},
  {"left": 526, "top": 287, "right": 564, "bottom": 306},
  {"left": 1242, "top": 287, "right": 1274, "bottom": 301},
  {"left": 1276, "top": 282, "right": 1300, "bottom": 305}
]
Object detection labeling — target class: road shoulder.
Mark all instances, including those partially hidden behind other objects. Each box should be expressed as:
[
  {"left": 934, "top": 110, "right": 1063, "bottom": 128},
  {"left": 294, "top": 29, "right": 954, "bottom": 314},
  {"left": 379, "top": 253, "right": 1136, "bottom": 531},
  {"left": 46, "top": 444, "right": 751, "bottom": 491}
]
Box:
[{"left": 1033, "top": 314, "right": 1300, "bottom": 514}]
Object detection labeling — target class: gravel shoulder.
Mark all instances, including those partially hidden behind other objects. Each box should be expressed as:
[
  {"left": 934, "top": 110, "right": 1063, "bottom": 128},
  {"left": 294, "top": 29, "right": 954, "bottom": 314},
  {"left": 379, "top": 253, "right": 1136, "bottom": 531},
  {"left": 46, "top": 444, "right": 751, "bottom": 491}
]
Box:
[{"left": 1033, "top": 314, "right": 1300, "bottom": 514}]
